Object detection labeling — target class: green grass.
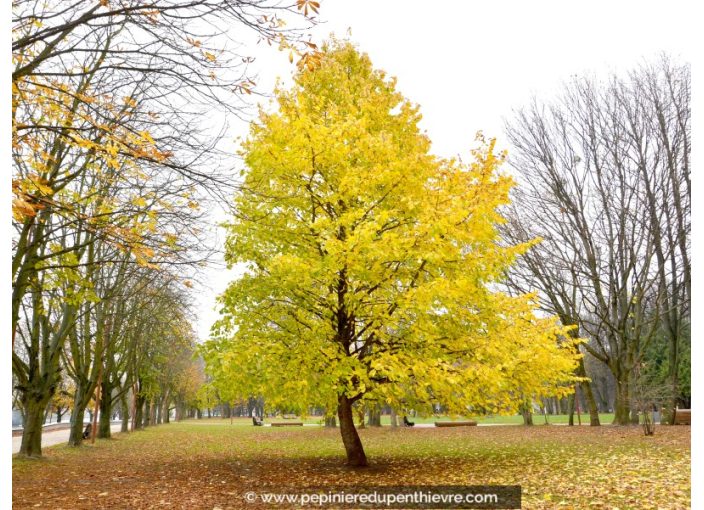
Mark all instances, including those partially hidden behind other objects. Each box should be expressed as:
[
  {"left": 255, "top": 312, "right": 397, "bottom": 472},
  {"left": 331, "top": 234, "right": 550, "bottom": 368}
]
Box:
[{"left": 202, "top": 413, "right": 616, "bottom": 426}]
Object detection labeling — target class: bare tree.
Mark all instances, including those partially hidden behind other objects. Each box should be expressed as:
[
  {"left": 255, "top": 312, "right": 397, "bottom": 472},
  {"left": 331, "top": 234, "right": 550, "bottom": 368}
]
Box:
[{"left": 502, "top": 55, "right": 690, "bottom": 426}]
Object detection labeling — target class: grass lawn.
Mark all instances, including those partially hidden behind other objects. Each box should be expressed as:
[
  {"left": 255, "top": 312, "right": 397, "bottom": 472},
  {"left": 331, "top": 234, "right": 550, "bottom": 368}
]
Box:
[
  {"left": 221, "top": 413, "right": 614, "bottom": 425},
  {"left": 247, "top": 413, "right": 616, "bottom": 425},
  {"left": 378, "top": 413, "right": 617, "bottom": 426},
  {"left": 13, "top": 419, "right": 689, "bottom": 509}
]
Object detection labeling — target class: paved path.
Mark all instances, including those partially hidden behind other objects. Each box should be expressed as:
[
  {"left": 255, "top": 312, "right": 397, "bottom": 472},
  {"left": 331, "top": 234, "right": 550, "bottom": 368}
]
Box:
[{"left": 12, "top": 423, "right": 123, "bottom": 454}]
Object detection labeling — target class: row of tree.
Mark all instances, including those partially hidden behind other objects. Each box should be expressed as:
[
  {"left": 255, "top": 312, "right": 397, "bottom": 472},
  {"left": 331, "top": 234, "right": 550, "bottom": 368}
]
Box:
[
  {"left": 12, "top": 0, "right": 322, "bottom": 458},
  {"left": 502, "top": 55, "right": 691, "bottom": 425}
]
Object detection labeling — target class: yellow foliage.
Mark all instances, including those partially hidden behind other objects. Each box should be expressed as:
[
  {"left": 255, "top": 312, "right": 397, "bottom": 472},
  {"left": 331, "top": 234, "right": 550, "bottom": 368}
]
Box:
[{"left": 203, "top": 38, "right": 580, "bottom": 419}]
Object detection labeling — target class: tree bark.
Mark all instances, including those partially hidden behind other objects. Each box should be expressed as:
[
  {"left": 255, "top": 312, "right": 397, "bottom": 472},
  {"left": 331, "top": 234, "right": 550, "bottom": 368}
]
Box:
[
  {"left": 154, "top": 397, "right": 161, "bottom": 424},
  {"left": 134, "top": 393, "right": 145, "bottom": 430},
  {"left": 580, "top": 380, "right": 601, "bottom": 426},
  {"left": 367, "top": 404, "right": 381, "bottom": 427},
  {"left": 98, "top": 380, "right": 113, "bottom": 438},
  {"left": 68, "top": 385, "right": 89, "bottom": 447},
  {"left": 390, "top": 408, "right": 398, "bottom": 428},
  {"left": 120, "top": 393, "right": 129, "bottom": 433},
  {"left": 520, "top": 403, "right": 533, "bottom": 426},
  {"left": 161, "top": 391, "right": 170, "bottom": 424},
  {"left": 143, "top": 401, "right": 151, "bottom": 428},
  {"left": 568, "top": 393, "right": 575, "bottom": 426},
  {"left": 19, "top": 396, "right": 48, "bottom": 458},
  {"left": 221, "top": 401, "right": 230, "bottom": 419},
  {"left": 613, "top": 370, "right": 632, "bottom": 425},
  {"left": 576, "top": 356, "right": 600, "bottom": 426},
  {"left": 337, "top": 396, "right": 368, "bottom": 467}
]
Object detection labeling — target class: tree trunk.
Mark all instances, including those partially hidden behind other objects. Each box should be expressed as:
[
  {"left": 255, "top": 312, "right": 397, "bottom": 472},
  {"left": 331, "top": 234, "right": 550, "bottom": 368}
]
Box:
[
  {"left": 579, "top": 379, "right": 601, "bottom": 426},
  {"left": 337, "top": 396, "right": 368, "bottom": 467},
  {"left": 154, "top": 397, "right": 161, "bottom": 424},
  {"left": 98, "top": 380, "right": 113, "bottom": 438},
  {"left": 520, "top": 403, "right": 533, "bottom": 426},
  {"left": 143, "top": 401, "right": 151, "bottom": 428},
  {"left": 19, "top": 397, "right": 48, "bottom": 458},
  {"left": 121, "top": 394, "right": 129, "bottom": 433},
  {"left": 161, "top": 392, "right": 170, "bottom": 424},
  {"left": 68, "top": 386, "right": 90, "bottom": 447},
  {"left": 134, "top": 394, "right": 145, "bottom": 430},
  {"left": 568, "top": 393, "right": 575, "bottom": 426},
  {"left": 629, "top": 371, "right": 639, "bottom": 425},
  {"left": 613, "top": 371, "right": 632, "bottom": 425},
  {"left": 367, "top": 405, "right": 382, "bottom": 427},
  {"left": 324, "top": 416, "right": 337, "bottom": 427},
  {"left": 390, "top": 408, "right": 398, "bottom": 428},
  {"left": 663, "top": 337, "right": 680, "bottom": 425}
]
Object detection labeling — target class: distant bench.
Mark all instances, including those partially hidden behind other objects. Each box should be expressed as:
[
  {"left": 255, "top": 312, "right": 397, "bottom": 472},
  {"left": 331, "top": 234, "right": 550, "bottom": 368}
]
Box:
[
  {"left": 271, "top": 422, "right": 304, "bottom": 427},
  {"left": 435, "top": 421, "right": 478, "bottom": 427},
  {"left": 673, "top": 409, "right": 691, "bottom": 425}
]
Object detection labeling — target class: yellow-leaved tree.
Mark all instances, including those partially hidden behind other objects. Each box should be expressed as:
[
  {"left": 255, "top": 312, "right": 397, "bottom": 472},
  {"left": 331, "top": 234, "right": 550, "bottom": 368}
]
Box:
[{"left": 204, "top": 38, "right": 580, "bottom": 467}]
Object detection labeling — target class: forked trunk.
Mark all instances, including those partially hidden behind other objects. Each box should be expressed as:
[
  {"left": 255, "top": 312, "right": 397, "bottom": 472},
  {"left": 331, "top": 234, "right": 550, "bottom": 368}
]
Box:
[{"left": 337, "top": 396, "right": 368, "bottom": 467}]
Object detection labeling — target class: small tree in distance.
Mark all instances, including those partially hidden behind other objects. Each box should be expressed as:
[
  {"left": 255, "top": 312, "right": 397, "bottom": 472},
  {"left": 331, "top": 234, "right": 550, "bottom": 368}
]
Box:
[{"left": 203, "top": 38, "right": 581, "bottom": 467}]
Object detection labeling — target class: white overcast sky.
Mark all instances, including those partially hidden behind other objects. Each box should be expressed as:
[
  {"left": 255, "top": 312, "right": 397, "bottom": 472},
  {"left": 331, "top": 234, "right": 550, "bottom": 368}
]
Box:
[{"left": 193, "top": 0, "right": 697, "bottom": 340}]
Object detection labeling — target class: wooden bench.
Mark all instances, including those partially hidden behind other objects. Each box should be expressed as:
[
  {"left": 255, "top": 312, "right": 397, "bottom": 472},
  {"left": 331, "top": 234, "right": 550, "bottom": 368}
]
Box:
[
  {"left": 271, "top": 422, "right": 304, "bottom": 427},
  {"left": 673, "top": 409, "right": 691, "bottom": 425},
  {"left": 435, "top": 421, "right": 478, "bottom": 427}
]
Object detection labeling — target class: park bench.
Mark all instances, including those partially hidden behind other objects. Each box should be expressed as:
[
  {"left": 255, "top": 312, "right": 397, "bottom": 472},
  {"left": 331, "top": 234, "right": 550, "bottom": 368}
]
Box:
[
  {"left": 434, "top": 421, "right": 478, "bottom": 427},
  {"left": 403, "top": 416, "right": 415, "bottom": 427},
  {"left": 253, "top": 416, "right": 263, "bottom": 426},
  {"left": 673, "top": 409, "right": 691, "bottom": 425},
  {"left": 82, "top": 423, "right": 92, "bottom": 439},
  {"left": 271, "top": 422, "right": 303, "bottom": 427}
]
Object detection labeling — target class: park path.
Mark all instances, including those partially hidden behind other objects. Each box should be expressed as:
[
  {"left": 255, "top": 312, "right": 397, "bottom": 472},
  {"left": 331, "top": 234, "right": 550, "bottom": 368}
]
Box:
[{"left": 12, "top": 423, "right": 123, "bottom": 454}]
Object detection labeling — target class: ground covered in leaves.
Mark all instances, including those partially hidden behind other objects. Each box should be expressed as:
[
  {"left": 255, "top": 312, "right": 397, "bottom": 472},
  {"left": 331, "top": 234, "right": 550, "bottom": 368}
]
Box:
[{"left": 13, "top": 419, "right": 690, "bottom": 510}]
